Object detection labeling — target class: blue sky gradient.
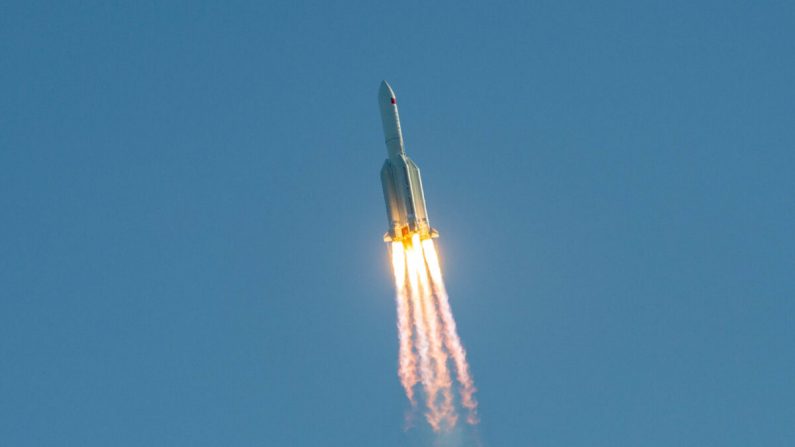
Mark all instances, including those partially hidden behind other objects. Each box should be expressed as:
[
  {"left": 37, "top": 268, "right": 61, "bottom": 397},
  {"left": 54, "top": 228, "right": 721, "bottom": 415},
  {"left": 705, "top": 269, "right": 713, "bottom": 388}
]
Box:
[{"left": 2, "top": 1, "right": 793, "bottom": 446}]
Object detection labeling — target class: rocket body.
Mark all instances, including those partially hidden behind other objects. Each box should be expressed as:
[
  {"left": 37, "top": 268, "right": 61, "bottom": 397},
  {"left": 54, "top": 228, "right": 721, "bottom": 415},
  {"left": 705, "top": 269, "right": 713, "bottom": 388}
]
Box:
[{"left": 379, "top": 81, "right": 438, "bottom": 243}]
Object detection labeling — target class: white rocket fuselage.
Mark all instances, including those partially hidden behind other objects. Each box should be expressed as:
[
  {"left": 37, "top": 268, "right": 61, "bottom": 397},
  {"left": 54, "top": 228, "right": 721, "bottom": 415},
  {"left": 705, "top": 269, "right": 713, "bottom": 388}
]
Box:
[{"left": 379, "top": 81, "right": 438, "bottom": 243}]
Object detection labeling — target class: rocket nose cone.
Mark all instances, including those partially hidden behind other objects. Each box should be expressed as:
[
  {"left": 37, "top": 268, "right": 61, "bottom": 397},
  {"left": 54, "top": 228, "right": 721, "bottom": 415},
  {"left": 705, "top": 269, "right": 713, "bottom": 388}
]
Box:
[
  {"left": 379, "top": 80, "right": 404, "bottom": 156},
  {"left": 379, "top": 80, "right": 396, "bottom": 106}
]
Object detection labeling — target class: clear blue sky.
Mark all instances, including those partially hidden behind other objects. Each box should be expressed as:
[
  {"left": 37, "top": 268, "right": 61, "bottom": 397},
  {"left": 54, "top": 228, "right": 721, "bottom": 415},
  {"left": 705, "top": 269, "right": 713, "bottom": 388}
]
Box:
[{"left": 2, "top": 1, "right": 793, "bottom": 446}]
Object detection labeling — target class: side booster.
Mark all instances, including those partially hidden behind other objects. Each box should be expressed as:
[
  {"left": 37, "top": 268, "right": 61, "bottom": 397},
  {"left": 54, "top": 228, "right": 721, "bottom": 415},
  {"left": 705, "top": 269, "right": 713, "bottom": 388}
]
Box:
[{"left": 378, "top": 81, "right": 439, "bottom": 243}]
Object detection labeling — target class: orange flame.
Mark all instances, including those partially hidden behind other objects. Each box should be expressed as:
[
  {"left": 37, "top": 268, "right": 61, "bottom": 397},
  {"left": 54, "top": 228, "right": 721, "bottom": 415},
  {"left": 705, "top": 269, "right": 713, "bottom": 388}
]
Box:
[
  {"left": 422, "top": 238, "right": 479, "bottom": 425},
  {"left": 387, "top": 235, "right": 479, "bottom": 431},
  {"left": 390, "top": 242, "right": 416, "bottom": 406}
]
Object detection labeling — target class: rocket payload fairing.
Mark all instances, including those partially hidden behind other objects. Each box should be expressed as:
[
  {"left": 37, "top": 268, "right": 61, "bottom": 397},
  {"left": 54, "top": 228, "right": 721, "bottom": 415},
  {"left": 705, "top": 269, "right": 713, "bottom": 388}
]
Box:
[{"left": 379, "top": 81, "right": 439, "bottom": 243}]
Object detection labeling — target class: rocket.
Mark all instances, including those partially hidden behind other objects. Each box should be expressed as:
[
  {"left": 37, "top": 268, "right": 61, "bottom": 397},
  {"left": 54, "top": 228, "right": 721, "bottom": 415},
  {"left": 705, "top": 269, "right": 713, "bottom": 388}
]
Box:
[{"left": 378, "top": 81, "right": 439, "bottom": 243}]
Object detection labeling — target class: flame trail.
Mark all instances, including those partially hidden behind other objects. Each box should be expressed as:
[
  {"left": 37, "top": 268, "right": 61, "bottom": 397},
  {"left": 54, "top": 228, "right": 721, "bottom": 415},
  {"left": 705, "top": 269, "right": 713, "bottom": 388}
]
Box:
[
  {"left": 412, "top": 235, "right": 457, "bottom": 430},
  {"left": 388, "top": 236, "right": 479, "bottom": 432},
  {"left": 405, "top": 240, "right": 440, "bottom": 430},
  {"left": 422, "top": 239, "right": 479, "bottom": 425},
  {"left": 390, "top": 242, "right": 417, "bottom": 406}
]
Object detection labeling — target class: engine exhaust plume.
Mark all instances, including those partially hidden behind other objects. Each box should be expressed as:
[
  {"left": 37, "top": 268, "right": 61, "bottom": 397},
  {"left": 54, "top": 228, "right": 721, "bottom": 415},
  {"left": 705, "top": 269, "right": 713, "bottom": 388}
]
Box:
[
  {"left": 387, "top": 236, "right": 478, "bottom": 432},
  {"left": 422, "top": 239, "right": 479, "bottom": 425},
  {"left": 390, "top": 242, "right": 416, "bottom": 406}
]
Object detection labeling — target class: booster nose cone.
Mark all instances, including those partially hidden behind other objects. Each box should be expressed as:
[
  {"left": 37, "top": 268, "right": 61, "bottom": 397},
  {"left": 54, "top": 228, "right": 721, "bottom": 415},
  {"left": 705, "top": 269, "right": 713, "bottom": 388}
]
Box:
[{"left": 379, "top": 80, "right": 404, "bottom": 157}]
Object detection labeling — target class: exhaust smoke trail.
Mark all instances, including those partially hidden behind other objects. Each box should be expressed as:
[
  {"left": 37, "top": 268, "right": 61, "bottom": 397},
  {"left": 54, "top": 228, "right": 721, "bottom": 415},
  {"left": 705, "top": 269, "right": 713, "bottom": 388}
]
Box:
[
  {"left": 412, "top": 236, "right": 457, "bottom": 429},
  {"left": 423, "top": 239, "right": 479, "bottom": 425},
  {"left": 390, "top": 242, "right": 416, "bottom": 406},
  {"left": 405, "top": 238, "right": 442, "bottom": 430},
  {"left": 389, "top": 237, "right": 478, "bottom": 432}
]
